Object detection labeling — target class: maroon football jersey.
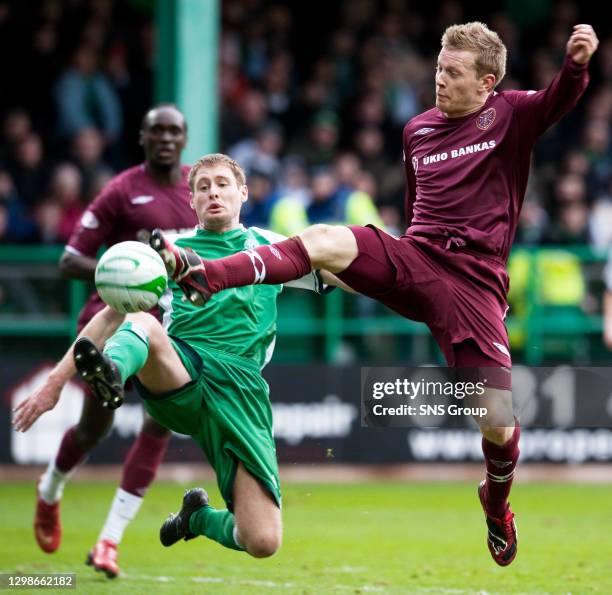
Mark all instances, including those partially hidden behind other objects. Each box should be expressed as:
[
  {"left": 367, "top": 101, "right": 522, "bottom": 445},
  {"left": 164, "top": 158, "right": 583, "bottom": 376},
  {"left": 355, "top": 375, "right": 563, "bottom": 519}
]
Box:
[
  {"left": 403, "top": 56, "right": 589, "bottom": 261},
  {"left": 66, "top": 164, "right": 198, "bottom": 328}
]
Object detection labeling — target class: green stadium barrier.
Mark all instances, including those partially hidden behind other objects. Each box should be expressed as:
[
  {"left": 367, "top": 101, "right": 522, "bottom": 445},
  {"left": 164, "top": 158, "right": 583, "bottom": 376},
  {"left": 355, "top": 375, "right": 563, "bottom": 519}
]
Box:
[{"left": 0, "top": 245, "right": 607, "bottom": 363}]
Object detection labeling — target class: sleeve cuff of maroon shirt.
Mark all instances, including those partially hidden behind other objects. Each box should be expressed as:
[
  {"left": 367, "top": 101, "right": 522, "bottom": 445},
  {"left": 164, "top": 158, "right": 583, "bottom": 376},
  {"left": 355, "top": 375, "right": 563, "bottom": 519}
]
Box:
[{"left": 565, "top": 55, "right": 589, "bottom": 71}]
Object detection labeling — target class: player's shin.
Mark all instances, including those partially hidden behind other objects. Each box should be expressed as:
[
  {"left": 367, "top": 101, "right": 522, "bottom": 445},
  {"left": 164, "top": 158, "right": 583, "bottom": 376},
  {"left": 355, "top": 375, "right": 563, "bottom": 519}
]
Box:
[
  {"left": 204, "top": 237, "right": 312, "bottom": 292},
  {"left": 481, "top": 419, "right": 521, "bottom": 517},
  {"left": 103, "top": 321, "right": 150, "bottom": 381},
  {"left": 189, "top": 506, "right": 245, "bottom": 551}
]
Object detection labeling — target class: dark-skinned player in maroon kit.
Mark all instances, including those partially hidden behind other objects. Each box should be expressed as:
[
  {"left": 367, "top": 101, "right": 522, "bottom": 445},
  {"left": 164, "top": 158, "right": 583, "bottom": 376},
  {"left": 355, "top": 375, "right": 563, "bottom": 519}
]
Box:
[
  {"left": 33, "top": 104, "right": 198, "bottom": 577},
  {"left": 150, "top": 23, "right": 598, "bottom": 566}
]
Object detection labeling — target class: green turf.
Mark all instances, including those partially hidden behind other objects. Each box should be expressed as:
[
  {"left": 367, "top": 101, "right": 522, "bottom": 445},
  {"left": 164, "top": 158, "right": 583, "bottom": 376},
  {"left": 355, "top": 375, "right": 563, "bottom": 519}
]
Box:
[{"left": 1, "top": 480, "right": 610, "bottom": 594}]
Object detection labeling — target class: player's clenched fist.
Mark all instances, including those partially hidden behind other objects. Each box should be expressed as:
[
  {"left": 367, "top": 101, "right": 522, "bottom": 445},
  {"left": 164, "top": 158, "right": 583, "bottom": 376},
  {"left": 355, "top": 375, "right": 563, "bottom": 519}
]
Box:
[{"left": 566, "top": 24, "right": 598, "bottom": 65}]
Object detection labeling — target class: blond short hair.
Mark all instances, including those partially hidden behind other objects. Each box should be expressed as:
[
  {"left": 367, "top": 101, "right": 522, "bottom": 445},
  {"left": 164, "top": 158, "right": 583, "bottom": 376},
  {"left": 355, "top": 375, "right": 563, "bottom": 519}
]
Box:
[
  {"left": 188, "top": 153, "right": 246, "bottom": 190},
  {"left": 441, "top": 22, "right": 507, "bottom": 87}
]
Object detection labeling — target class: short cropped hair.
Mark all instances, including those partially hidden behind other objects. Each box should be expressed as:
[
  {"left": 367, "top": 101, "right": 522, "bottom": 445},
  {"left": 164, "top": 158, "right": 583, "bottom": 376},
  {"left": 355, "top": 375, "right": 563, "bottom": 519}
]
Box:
[
  {"left": 140, "top": 103, "right": 186, "bottom": 132},
  {"left": 441, "top": 22, "right": 507, "bottom": 87},
  {"left": 188, "top": 153, "right": 247, "bottom": 190}
]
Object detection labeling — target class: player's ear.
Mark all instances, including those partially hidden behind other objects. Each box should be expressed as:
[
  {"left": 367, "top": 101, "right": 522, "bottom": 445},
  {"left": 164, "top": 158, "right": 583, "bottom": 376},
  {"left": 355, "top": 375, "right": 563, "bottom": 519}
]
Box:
[
  {"left": 189, "top": 193, "right": 195, "bottom": 210},
  {"left": 241, "top": 184, "right": 248, "bottom": 203},
  {"left": 138, "top": 129, "right": 145, "bottom": 146},
  {"left": 481, "top": 73, "right": 496, "bottom": 93}
]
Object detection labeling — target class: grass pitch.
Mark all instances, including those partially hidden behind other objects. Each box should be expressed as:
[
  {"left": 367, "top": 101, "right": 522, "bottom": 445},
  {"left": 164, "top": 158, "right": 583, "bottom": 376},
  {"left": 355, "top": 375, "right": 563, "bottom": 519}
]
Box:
[{"left": 2, "top": 480, "right": 610, "bottom": 594}]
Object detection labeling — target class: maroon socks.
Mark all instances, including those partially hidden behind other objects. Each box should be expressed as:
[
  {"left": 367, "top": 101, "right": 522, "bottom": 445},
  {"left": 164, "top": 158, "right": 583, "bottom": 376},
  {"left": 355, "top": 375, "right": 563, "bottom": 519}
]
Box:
[
  {"left": 204, "top": 237, "right": 312, "bottom": 292},
  {"left": 481, "top": 420, "right": 521, "bottom": 518}
]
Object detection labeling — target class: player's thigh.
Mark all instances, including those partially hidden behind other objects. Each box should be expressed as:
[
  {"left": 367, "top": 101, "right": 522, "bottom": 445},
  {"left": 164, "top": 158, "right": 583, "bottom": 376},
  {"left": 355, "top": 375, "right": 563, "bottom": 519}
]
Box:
[
  {"left": 454, "top": 339, "right": 515, "bottom": 444},
  {"left": 328, "top": 225, "right": 397, "bottom": 294},
  {"left": 299, "top": 224, "right": 359, "bottom": 273},
  {"left": 233, "top": 462, "right": 282, "bottom": 550},
  {"left": 124, "top": 312, "right": 191, "bottom": 394}
]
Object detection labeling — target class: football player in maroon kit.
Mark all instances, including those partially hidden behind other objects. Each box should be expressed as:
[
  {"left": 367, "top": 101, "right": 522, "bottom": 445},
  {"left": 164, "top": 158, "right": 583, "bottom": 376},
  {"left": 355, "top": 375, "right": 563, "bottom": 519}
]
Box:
[
  {"left": 150, "top": 23, "right": 599, "bottom": 566},
  {"left": 32, "top": 104, "right": 198, "bottom": 577}
]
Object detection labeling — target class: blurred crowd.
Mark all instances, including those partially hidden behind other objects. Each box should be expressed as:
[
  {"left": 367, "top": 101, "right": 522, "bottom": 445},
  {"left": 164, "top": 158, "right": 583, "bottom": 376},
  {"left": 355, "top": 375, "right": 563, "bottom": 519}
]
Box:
[{"left": 0, "top": 0, "right": 610, "bottom": 246}]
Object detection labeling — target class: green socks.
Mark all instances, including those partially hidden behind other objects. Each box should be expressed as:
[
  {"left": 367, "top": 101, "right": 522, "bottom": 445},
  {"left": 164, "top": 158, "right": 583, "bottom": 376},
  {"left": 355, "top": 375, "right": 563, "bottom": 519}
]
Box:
[
  {"left": 103, "top": 321, "right": 150, "bottom": 382},
  {"left": 189, "top": 506, "right": 244, "bottom": 551}
]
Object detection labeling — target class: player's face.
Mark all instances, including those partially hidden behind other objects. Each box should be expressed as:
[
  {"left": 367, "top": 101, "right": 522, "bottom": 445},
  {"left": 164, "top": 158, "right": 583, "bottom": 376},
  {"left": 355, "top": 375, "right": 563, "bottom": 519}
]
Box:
[
  {"left": 190, "top": 164, "right": 247, "bottom": 232},
  {"left": 140, "top": 108, "right": 187, "bottom": 167},
  {"left": 435, "top": 48, "right": 490, "bottom": 118}
]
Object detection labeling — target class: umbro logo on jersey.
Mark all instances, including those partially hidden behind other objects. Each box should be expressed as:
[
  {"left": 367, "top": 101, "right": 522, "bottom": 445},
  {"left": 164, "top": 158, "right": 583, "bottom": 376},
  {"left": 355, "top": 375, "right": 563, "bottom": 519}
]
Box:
[
  {"left": 492, "top": 342, "right": 510, "bottom": 357},
  {"left": 131, "top": 195, "right": 155, "bottom": 204},
  {"left": 414, "top": 127, "right": 435, "bottom": 135}
]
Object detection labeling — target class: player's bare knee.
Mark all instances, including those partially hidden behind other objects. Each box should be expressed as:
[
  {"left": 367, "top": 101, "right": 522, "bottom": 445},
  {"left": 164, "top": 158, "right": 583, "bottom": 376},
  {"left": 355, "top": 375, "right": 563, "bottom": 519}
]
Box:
[
  {"left": 243, "top": 529, "right": 282, "bottom": 558},
  {"left": 125, "top": 312, "right": 164, "bottom": 347},
  {"left": 74, "top": 423, "right": 112, "bottom": 450},
  {"left": 481, "top": 424, "right": 514, "bottom": 445},
  {"left": 300, "top": 224, "right": 356, "bottom": 271}
]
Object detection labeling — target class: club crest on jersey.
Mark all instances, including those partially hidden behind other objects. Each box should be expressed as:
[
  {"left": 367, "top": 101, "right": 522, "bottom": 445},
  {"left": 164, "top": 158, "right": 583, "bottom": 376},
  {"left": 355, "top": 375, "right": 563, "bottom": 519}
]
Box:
[
  {"left": 414, "top": 127, "right": 434, "bottom": 136},
  {"left": 477, "top": 108, "right": 496, "bottom": 131}
]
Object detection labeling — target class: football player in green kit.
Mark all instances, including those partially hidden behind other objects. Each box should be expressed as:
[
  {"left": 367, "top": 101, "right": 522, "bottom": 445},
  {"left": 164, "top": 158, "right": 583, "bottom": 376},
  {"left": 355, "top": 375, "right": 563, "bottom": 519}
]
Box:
[{"left": 13, "top": 153, "right": 344, "bottom": 558}]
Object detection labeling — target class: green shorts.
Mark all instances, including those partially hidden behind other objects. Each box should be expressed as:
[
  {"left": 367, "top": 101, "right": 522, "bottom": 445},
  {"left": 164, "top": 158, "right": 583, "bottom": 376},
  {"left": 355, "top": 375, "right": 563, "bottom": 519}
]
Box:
[{"left": 134, "top": 337, "right": 281, "bottom": 511}]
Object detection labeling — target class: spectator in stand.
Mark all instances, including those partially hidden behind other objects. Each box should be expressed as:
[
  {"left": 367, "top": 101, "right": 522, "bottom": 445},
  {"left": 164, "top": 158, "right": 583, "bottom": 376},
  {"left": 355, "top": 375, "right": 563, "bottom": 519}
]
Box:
[
  {"left": 306, "top": 167, "right": 383, "bottom": 228},
  {"left": 228, "top": 121, "right": 284, "bottom": 182},
  {"left": 1, "top": 109, "right": 33, "bottom": 161},
  {"left": 582, "top": 119, "right": 612, "bottom": 198},
  {"left": 239, "top": 170, "right": 276, "bottom": 229},
  {"left": 54, "top": 43, "right": 122, "bottom": 150},
  {"left": 7, "top": 133, "right": 51, "bottom": 209},
  {"left": 222, "top": 89, "right": 269, "bottom": 149},
  {"left": 544, "top": 173, "right": 592, "bottom": 245},
  {"left": 69, "top": 128, "right": 112, "bottom": 202},
  {"left": 288, "top": 110, "right": 341, "bottom": 168},
  {"left": 46, "top": 164, "right": 86, "bottom": 243},
  {"left": 0, "top": 168, "right": 37, "bottom": 243}
]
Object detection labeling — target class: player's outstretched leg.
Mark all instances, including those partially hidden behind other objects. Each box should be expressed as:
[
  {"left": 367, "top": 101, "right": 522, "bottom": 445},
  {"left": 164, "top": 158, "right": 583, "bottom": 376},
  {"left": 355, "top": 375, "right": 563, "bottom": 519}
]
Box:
[
  {"left": 74, "top": 338, "right": 124, "bottom": 409},
  {"left": 150, "top": 227, "right": 314, "bottom": 306},
  {"left": 149, "top": 229, "right": 212, "bottom": 306},
  {"left": 160, "top": 488, "right": 210, "bottom": 546}
]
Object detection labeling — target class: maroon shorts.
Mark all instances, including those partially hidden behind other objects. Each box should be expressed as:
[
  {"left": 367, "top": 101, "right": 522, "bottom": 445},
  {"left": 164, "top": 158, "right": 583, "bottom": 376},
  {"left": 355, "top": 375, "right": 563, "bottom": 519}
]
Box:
[{"left": 337, "top": 225, "right": 512, "bottom": 390}]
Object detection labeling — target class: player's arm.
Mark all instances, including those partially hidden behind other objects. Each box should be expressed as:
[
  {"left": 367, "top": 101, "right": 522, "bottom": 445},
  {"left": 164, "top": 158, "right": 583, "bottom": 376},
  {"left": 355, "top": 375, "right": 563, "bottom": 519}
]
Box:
[
  {"left": 506, "top": 25, "right": 597, "bottom": 136},
  {"left": 403, "top": 127, "right": 417, "bottom": 228},
  {"left": 60, "top": 182, "right": 124, "bottom": 280},
  {"left": 59, "top": 249, "right": 98, "bottom": 280},
  {"left": 12, "top": 306, "right": 125, "bottom": 432}
]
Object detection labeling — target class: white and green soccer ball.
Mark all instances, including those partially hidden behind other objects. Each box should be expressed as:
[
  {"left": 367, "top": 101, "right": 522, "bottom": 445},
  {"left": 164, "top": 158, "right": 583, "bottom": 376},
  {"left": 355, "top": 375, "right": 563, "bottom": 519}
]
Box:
[{"left": 95, "top": 241, "right": 168, "bottom": 313}]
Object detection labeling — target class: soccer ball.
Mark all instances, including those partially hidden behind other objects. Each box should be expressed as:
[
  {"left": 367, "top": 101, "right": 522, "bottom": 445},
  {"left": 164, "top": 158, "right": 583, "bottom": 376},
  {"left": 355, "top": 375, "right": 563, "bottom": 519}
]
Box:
[{"left": 95, "top": 241, "right": 168, "bottom": 313}]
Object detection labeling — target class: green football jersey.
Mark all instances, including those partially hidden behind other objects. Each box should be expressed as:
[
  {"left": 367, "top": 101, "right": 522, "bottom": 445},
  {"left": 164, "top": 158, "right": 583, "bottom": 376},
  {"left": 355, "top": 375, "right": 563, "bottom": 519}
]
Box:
[{"left": 159, "top": 225, "right": 322, "bottom": 368}]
